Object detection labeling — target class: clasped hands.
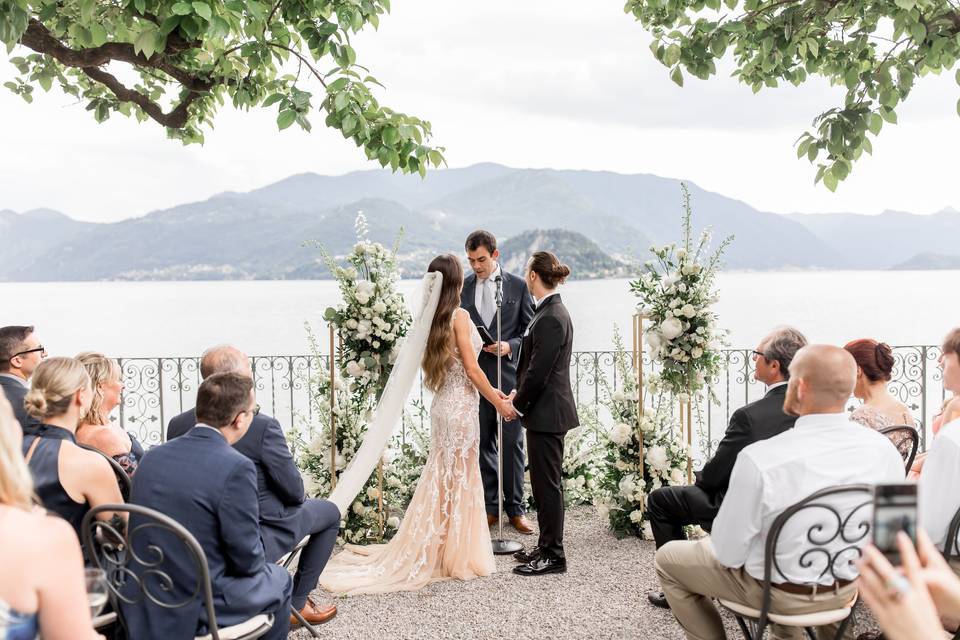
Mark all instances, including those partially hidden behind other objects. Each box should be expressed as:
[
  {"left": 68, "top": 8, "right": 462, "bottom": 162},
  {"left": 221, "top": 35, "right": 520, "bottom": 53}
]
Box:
[{"left": 494, "top": 389, "right": 519, "bottom": 421}]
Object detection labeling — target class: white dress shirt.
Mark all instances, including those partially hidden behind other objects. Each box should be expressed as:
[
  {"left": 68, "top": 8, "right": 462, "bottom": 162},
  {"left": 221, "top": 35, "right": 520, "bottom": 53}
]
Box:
[
  {"left": 919, "top": 418, "right": 960, "bottom": 551},
  {"left": 474, "top": 263, "right": 502, "bottom": 321},
  {"left": 710, "top": 412, "right": 905, "bottom": 584},
  {"left": 533, "top": 290, "right": 559, "bottom": 309}
]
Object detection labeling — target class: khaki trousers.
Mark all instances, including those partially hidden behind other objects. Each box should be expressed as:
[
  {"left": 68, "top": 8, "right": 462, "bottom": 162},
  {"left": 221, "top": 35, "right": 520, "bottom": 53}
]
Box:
[{"left": 655, "top": 538, "right": 858, "bottom": 640}]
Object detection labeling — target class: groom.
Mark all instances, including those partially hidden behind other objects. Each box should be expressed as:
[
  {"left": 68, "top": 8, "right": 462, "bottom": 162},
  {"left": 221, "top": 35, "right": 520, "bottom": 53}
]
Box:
[{"left": 461, "top": 230, "right": 536, "bottom": 534}]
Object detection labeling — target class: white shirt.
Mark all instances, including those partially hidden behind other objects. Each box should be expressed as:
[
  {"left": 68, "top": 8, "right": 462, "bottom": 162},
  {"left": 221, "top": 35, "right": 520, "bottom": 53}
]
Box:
[
  {"left": 766, "top": 381, "right": 787, "bottom": 392},
  {"left": 0, "top": 373, "right": 28, "bottom": 388},
  {"left": 919, "top": 418, "right": 960, "bottom": 551},
  {"left": 474, "top": 263, "right": 503, "bottom": 315},
  {"left": 533, "top": 291, "right": 559, "bottom": 309},
  {"left": 710, "top": 412, "right": 905, "bottom": 584}
]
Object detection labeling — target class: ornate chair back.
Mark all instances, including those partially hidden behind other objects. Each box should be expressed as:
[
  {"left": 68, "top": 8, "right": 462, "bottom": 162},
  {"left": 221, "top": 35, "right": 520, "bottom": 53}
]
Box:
[
  {"left": 80, "top": 503, "right": 224, "bottom": 640},
  {"left": 754, "top": 484, "right": 873, "bottom": 635},
  {"left": 76, "top": 443, "right": 132, "bottom": 501},
  {"left": 878, "top": 425, "right": 920, "bottom": 473}
]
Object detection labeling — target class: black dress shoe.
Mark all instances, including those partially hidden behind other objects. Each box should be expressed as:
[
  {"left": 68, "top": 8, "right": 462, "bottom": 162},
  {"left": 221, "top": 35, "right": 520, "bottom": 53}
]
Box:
[
  {"left": 513, "top": 547, "right": 541, "bottom": 563},
  {"left": 855, "top": 633, "right": 884, "bottom": 640},
  {"left": 513, "top": 556, "right": 566, "bottom": 576},
  {"left": 647, "top": 591, "right": 670, "bottom": 609}
]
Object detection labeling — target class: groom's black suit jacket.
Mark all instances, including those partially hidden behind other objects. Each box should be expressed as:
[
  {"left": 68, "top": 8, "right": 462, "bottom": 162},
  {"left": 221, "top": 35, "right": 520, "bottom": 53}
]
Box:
[
  {"left": 694, "top": 384, "right": 796, "bottom": 500},
  {"left": 513, "top": 294, "right": 578, "bottom": 434},
  {"left": 460, "top": 269, "right": 534, "bottom": 394}
]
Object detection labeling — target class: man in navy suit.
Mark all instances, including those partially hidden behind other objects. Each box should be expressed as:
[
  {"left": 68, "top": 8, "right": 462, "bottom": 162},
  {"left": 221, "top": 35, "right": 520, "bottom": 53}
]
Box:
[
  {"left": 461, "top": 231, "right": 536, "bottom": 533},
  {"left": 127, "top": 372, "right": 292, "bottom": 639},
  {"left": 167, "top": 345, "right": 340, "bottom": 626},
  {"left": 0, "top": 325, "right": 44, "bottom": 433}
]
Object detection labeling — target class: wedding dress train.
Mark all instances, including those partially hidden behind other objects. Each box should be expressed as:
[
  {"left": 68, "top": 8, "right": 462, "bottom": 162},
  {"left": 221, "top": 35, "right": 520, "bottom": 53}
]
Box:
[{"left": 319, "top": 311, "right": 496, "bottom": 595}]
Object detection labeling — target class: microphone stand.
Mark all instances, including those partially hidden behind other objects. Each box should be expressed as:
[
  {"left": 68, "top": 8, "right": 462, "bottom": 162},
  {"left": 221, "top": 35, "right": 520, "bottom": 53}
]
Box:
[{"left": 491, "top": 274, "right": 522, "bottom": 555}]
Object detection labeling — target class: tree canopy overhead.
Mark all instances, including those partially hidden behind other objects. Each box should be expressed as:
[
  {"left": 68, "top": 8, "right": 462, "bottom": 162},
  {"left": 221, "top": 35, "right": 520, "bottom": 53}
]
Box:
[
  {"left": 0, "top": 0, "right": 443, "bottom": 175},
  {"left": 625, "top": 0, "right": 960, "bottom": 190}
]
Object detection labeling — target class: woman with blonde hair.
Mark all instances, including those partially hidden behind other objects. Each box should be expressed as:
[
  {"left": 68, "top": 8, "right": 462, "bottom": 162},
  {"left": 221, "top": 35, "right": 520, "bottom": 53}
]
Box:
[
  {"left": 22, "top": 357, "right": 124, "bottom": 535},
  {"left": 320, "top": 254, "right": 514, "bottom": 595},
  {"left": 0, "top": 393, "right": 103, "bottom": 639},
  {"left": 75, "top": 352, "right": 143, "bottom": 475}
]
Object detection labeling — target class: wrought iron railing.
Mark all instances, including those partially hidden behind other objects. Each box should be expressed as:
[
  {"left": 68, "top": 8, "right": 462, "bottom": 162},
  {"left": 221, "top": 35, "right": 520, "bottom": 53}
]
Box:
[{"left": 116, "top": 345, "right": 945, "bottom": 460}]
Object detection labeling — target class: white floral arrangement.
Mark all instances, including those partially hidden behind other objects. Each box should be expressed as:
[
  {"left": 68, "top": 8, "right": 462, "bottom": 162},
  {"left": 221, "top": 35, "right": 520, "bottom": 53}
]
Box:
[
  {"left": 596, "top": 330, "right": 691, "bottom": 539},
  {"left": 630, "top": 184, "right": 732, "bottom": 400},
  {"left": 295, "top": 212, "right": 416, "bottom": 544}
]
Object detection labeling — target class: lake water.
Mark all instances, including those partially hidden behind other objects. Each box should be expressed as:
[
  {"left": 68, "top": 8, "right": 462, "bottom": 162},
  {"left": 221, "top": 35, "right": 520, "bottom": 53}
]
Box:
[{"left": 0, "top": 270, "right": 950, "bottom": 356}]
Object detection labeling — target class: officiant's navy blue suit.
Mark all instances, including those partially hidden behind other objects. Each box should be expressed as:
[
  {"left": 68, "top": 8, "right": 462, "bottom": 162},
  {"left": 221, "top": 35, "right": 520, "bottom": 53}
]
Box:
[
  {"left": 461, "top": 269, "right": 535, "bottom": 517},
  {"left": 125, "top": 426, "right": 292, "bottom": 640},
  {"left": 167, "top": 408, "right": 340, "bottom": 610}
]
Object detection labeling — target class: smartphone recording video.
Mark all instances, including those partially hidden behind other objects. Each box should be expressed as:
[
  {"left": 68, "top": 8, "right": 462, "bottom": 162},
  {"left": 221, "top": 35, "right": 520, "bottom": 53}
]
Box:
[{"left": 872, "top": 483, "right": 918, "bottom": 565}]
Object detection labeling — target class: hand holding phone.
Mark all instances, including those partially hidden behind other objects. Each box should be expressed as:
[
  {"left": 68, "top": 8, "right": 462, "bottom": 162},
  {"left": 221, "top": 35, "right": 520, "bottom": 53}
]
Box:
[{"left": 873, "top": 483, "right": 918, "bottom": 566}]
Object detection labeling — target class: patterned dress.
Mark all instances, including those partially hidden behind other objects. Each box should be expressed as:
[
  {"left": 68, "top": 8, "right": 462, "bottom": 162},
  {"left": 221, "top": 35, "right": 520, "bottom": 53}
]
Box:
[
  {"left": 319, "top": 310, "right": 496, "bottom": 595},
  {"left": 850, "top": 405, "right": 914, "bottom": 451}
]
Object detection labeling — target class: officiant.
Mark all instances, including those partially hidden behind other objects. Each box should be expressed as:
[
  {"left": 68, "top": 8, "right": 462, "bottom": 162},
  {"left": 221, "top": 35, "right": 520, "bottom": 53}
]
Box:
[{"left": 461, "top": 231, "right": 536, "bottom": 534}]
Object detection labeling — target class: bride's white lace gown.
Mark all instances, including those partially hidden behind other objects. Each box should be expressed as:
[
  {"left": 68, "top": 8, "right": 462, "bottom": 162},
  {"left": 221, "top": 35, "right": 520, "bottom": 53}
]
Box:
[{"left": 319, "top": 311, "right": 496, "bottom": 595}]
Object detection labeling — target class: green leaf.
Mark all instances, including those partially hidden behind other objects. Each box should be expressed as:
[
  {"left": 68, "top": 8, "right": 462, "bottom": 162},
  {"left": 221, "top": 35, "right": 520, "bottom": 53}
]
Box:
[
  {"left": 262, "top": 93, "right": 284, "bottom": 107},
  {"left": 670, "top": 66, "right": 684, "bottom": 87},
  {"left": 89, "top": 23, "right": 108, "bottom": 46},
  {"left": 881, "top": 108, "right": 898, "bottom": 124},
  {"left": 957, "top": 97, "right": 960, "bottom": 117},
  {"left": 956, "top": 69, "right": 960, "bottom": 86},
  {"left": 342, "top": 114, "right": 356, "bottom": 134},
  {"left": 663, "top": 44, "right": 681, "bottom": 67},
  {"left": 192, "top": 2, "right": 212, "bottom": 20},
  {"left": 868, "top": 113, "right": 883, "bottom": 135},
  {"left": 823, "top": 170, "right": 838, "bottom": 192},
  {"left": 277, "top": 109, "right": 296, "bottom": 130},
  {"left": 894, "top": 0, "right": 915, "bottom": 9},
  {"left": 382, "top": 126, "right": 399, "bottom": 146},
  {"left": 879, "top": 89, "right": 898, "bottom": 108},
  {"left": 135, "top": 28, "right": 158, "bottom": 58},
  {"left": 38, "top": 75, "right": 52, "bottom": 91},
  {"left": 172, "top": 2, "right": 192, "bottom": 14},
  {"left": 333, "top": 91, "right": 349, "bottom": 111}
]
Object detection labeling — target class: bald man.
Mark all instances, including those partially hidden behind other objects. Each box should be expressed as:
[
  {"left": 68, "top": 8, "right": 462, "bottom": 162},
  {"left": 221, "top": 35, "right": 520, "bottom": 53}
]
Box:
[
  {"left": 166, "top": 345, "right": 340, "bottom": 627},
  {"left": 655, "top": 345, "right": 904, "bottom": 640}
]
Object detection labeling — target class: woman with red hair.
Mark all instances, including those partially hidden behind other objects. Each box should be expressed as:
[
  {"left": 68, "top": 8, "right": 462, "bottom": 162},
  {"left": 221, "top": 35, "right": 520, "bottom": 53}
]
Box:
[{"left": 844, "top": 339, "right": 915, "bottom": 448}]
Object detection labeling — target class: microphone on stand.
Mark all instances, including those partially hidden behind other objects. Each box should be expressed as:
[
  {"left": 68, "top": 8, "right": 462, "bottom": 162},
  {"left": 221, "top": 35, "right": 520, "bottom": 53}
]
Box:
[{"left": 491, "top": 272, "right": 521, "bottom": 555}]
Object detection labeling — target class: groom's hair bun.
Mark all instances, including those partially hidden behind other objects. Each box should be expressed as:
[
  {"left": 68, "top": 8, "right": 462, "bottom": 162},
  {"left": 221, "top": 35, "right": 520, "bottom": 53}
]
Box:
[
  {"left": 529, "top": 251, "right": 570, "bottom": 288},
  {"left": 465, "top": 230, "right": 497, "bottom": 254}
]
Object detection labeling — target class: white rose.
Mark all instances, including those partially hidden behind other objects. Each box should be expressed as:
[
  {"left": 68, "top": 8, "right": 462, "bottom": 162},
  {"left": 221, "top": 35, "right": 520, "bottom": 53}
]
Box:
[
  {"left": 597, "top": 503, "right": 611, "bottom": 519},
  {"left": 676, "top": 248, "right": 687, "bottom": 259},
  {"left": 372, "top": 301, "right": 387, "bottom": 314},
  {"left": 387, "top": 516, "right": 401, "bottom": 529},
  {"left": 335, "top": 452, "right": 346, "bottom": 470},
  {"left": 345, "top": 319, "right": 358, "bottom": 330},
  {"left": 629, "top": 509, "right": 644, "bottom": 523},
  {"left": 677, "top": 392, "right": 691, "bottom": 403},
  {"left": 663, "top": 273, "right": 680, "bottom": 288},
  {"left": 615, "top": 459, "right": 627, "bottom": 471},
  {"left": 387, "top": 476, "right": 402, "bottom": 488},
  {"left": 307, "top": 436, "right": 326, "bottom": 456},
  {"left": 677, "top": 283, "right": 687, "bottom": 293},
  {"left": 302, "top": 472, "right": 321, "bottom": 497},
  {"left": 612, "top": 390, "right": 626, "bottom": 403},
  {"left": 345, "top": 360, "right": 365, "bottom": 377},
  {"left": 646, "top": 445, "right": 669, "bottom": 472},
  {"left": 691, "top": 347, "right": 703, "bottom": 359},
  {"left": 680, "top": 303, "right": 696, "bottom": 318},
  {"left": 366, "top": 486, "right": 381, "bottom": 500},
  {"left": 610, "top": 423, "right": 633, "bottom": 445},
  {"left": 352, "top": 502, "right": 366, "bottom": 516},
  {"left": 660, "top": 317, "right": 684, "bottom": 341},
  {"left": 646, "top": 330, "right": 663, "bottom": 352},
  {"left": 680, "top": 264, "right": 694, "bottom": 276}
]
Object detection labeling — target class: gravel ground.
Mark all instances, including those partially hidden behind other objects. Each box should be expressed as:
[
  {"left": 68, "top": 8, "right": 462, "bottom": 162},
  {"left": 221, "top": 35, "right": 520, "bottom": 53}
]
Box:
[{"left": 290, "top": 506, "right": 881, "bottom": 640}]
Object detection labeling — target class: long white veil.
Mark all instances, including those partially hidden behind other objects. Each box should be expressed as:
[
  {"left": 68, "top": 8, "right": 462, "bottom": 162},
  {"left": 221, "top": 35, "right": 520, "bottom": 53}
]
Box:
[{"left": 327, "top": 271, "right": 443, "bottom": 515}]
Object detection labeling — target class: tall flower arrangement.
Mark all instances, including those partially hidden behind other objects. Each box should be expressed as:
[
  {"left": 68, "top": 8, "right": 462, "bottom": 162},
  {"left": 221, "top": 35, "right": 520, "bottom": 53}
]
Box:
[
  {"left": 596, "top": 330, "right": 691, "bottom": 538},
  {"left": 295, "top": 212, "right": 415, "bottom": 544},
  {"left": 629, "top": 185, "right": 732, "bottom": 400}
]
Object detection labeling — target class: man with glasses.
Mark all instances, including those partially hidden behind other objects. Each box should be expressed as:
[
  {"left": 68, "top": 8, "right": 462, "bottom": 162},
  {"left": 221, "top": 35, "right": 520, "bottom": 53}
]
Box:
[
  {"left": 646, "top": 326, "right": 807, "bottom": 609},
  {"left": 0, "top": 325, "right": 46, "bottom": 433},
  {"left": 167, "top": 344, "right": 340, "bottom": 628}
]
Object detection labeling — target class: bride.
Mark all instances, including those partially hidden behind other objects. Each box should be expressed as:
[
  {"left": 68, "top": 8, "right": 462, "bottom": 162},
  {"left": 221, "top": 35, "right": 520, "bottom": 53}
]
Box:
[{"left": 319, "top": 254, "right": 517, "bottom": 595}]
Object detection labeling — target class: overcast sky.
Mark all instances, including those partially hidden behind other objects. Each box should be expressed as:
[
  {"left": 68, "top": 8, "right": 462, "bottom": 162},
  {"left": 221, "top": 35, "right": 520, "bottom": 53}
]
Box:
[{"left": 1, "top": 0, "right": 958, "bottom": 223}]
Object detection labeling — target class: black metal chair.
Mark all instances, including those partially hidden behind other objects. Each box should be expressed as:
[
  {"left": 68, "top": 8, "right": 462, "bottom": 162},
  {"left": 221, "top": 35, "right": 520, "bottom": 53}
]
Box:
[
  {"left": 878, "top": 425, "right": 920, "bottom": 474},
  {"left": 76, "top": 443, "right": 132, "bottom": 501},
  {"left": 718, "top": 484, "right": 872, "bottom": 640},
  {"left": 81, "top": 504, "right": 275, "bottom": 640}
]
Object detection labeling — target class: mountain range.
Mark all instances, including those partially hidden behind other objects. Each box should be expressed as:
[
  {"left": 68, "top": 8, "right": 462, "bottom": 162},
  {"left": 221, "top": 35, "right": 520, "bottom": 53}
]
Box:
[{"left": 1, "top": 163, "right": 957, "bottom": 281}]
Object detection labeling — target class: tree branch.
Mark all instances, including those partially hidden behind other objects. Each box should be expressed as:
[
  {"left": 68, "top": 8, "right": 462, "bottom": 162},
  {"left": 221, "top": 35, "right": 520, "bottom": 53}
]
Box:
[
  {"left": 82, "top": 66, "right": 204, "bottom": 128},
  {"left": 265, "top": 42, "right": 327, "bottom": 88}
]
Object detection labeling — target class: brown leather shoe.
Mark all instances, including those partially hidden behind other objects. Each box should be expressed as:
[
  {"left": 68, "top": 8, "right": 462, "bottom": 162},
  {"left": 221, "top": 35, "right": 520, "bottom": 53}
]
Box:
[
  {"left": 487, "top": 514, "right": 498, "bottom": 527},
  {"left": 510, "top": 515, "right": 535, "bottom": 534},
  {"left": 290, "top": 599, "right": 337, "bottom": 627}
]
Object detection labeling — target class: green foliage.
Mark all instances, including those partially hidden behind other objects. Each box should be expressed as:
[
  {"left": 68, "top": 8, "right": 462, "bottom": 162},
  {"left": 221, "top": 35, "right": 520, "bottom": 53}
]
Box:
[
  {"left": 1, "top": 0, "right": 444, "bottom": 173},
  {"left": 625, "top": 0, "right": 960, "bottom": 189}
]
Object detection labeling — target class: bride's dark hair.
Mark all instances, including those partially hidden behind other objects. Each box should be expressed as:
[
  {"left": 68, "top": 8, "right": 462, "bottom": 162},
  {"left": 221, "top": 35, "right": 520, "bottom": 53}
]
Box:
[{"left": 422, "top": 254, "right": 464, "bottom": 392}]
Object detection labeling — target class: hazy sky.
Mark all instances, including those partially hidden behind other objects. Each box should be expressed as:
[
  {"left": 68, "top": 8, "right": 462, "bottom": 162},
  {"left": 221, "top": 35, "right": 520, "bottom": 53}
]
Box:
[{"left": 1, "top": 0, "right": 958, "bottom": 222}]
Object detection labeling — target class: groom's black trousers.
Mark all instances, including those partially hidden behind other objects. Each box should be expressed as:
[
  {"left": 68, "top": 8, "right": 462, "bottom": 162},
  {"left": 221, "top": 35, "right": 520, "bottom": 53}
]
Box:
[
  {"left": 527, "top": 430, "right": 566, "bottom": 559},
  {"left": 479, "top": 398, "right": 526, "bottom": 518}
]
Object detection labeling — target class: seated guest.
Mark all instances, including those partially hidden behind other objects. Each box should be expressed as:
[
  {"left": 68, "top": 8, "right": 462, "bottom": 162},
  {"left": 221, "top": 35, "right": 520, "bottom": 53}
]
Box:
[
  {"left": 844, "top": 339, "right": 915, "bottom": 447},
  {"left": 126, "top": 373, "right": 292, "bottom": 640},
  {"left": 168, "top": 345, "right": 339, "bottom": 626},
  {"left": 21, "top": 357, "right": 124, "bottom": 535},
  {"left": 918, "top": 328, "right": 960, "bottom": 568},
  {"left": 75, "top": 352, "right": 143, "bottom": 475},
  {"left": 646, "top": 326, "right": 806, "bottom": 609},
  {"left": 655, "top": 345, "right": 904, "bottom": 640},
  {"left": 909, "top": 394, "right": 957, "bottom": 479},
  {"left": 0, "top": 393, "right": 103, "bottom": 640},
  {"left": 0, "top": 325, "right": 45, "bottom": 433}
]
